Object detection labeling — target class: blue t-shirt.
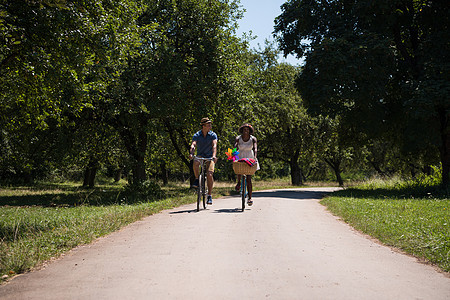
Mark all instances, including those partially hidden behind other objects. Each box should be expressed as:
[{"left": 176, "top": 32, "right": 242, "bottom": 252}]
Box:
[{"left": 193, "top": 130, "right": 218, "bottom": 158}]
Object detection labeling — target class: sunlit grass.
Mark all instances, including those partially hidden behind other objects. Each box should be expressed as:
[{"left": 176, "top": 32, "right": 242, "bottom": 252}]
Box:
[{"left": 321, "top": 180, "right": 449, "bottom": 272}]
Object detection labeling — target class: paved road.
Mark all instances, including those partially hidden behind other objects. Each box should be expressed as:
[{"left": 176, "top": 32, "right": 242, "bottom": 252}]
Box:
[{"left": 1, "top": 188, "right": 449, "bottom": 299}]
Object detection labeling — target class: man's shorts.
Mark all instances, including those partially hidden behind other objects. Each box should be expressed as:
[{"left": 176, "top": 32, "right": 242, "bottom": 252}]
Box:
[
  {"left": 195, "top": 158, "right": 215, "bottom": 173},
  {"left": 205, "top": 160, "right": 215, "bottom": 173}
]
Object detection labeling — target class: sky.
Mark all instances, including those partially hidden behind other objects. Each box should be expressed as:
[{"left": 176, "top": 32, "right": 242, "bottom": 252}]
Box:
[{"left": 235, "top": 0, "right": 302, "bottom": 66}]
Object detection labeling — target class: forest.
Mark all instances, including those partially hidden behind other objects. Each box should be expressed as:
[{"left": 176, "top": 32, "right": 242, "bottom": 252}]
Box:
[{"left": 1, "top": 0, "right": 449, "bottom": 189}]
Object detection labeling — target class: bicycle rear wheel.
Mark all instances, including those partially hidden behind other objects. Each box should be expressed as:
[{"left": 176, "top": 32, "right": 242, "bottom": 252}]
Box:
[
  {"left": 202, "top": 172, "right": 207, "bottom": 209},
  {"left": 241, "top": 176, "right": 246, "bottom": 212}
]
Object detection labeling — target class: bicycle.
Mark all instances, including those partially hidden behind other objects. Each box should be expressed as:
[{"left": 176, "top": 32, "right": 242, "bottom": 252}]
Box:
[
  {"left": 239, "top": 174, "right": 248, "bottom": 212},
  {"left": 193, "top": 156, "right": 214, "bottom": 212},
  {"left": 233, "top": 161, "right": 257, "bottom": 212}
]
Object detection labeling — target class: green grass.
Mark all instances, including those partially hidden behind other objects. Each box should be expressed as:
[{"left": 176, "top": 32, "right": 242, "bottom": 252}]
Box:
[{"left": 321, "top": 179, "right": 449, "bottom": 273}]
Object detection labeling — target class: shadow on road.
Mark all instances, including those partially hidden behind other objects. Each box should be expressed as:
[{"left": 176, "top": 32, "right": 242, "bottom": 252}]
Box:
[
  {"left": 213, "top": 208, "right": 244, "bottom": 213},
  {"left": 169, "top": 209, "right": 199, "bottom": 214},
  {"left": 252, "top": 190, "right": 335, "bottom": 200},
  {"left": 168, "top": 189, "right": 338, "bottom": 214}
]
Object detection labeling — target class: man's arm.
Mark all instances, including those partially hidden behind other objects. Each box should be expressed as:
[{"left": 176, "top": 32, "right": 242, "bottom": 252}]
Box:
[
  {"left": 212, "top": 139, "right": 218, "bottom": 163},
  {"left": 189, "top": 140, "right": 197, "bottom": 160}
]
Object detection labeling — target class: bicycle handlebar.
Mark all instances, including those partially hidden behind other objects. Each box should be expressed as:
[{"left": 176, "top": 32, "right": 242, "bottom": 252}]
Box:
[{"left": 193, "top": 156, "right": 214, "bottom": 161}]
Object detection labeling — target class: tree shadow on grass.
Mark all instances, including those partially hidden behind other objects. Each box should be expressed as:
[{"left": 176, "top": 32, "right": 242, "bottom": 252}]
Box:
[
  {"left": 0, "top": 189, "right": 129, "bottom": 207},
  {"left": 0, "top": 182, "right": 195, "bottom": 207},
  {"left": 332, "top": 185, "right": 449, "bottom": 200}
]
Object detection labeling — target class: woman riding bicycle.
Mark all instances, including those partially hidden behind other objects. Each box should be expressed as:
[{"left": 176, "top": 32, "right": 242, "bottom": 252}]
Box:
[{"left": 234, "top": 123, "right": 259, "bottom": 206}]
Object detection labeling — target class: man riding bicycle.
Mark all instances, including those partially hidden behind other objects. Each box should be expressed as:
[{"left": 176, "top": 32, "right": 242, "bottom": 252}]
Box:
[{"left": 189, "top": 117, "right": 218, "bottom": 205}]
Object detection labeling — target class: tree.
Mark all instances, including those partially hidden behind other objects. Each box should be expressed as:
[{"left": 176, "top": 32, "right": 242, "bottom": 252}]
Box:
[
  {"left": 0, "top": 0, "right": 144, "bottom": 183},
  {"left": 111, "top": 0, "right": 246, "bottom": 185},
  {"left": 275, "top": 0, "right": 450, "bottom": 185},
  {"left": 0, "top": 0, "right": 143, "bottom": 127},
  {"left": 243, "top": 44, "right": 317, "bottom": 185},
  {"left": 318, "top": 116, "right": 355, "bottom": 186}
]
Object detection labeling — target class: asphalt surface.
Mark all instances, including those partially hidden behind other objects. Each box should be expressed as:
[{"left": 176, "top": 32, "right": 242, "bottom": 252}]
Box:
[{"left": 1, "top": 187, "right": 449, "bottom": 299}]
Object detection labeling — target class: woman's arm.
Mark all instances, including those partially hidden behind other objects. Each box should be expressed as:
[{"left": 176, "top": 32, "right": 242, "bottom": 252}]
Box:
[
  {"left": 252, "top": 136, "right": 258, "bottom": 159},
  {"left": 234, "top": 136, "right": 239, "bottom": 149}
]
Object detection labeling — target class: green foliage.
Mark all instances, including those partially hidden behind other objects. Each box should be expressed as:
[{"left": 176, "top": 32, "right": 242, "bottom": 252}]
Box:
[
  {"left": 122, "top": 180, "right": 165, "bottom": 203},
  {"left": 0, "top": 0, "right": 144, "bottom": 183},
  {"left": 238, "top": 43, "right": 321, "bottom": 184},
  {"left": 0, "top": 0, "right": 247, "bottom": 185},
  {"left": 106, "top": 0, "right": 247, "bottom": 183},
  {"left": 393, "top": 165, "right": 444, "bottom": 192},
  {"left": 275, "top": 0, "right": 450, "bottom": 184},
  {"left": 0, "top": 0, "right": 144, "bottom": 128},
  {"left": 255, "top": 159, "right": 290, "bottom": 180}
]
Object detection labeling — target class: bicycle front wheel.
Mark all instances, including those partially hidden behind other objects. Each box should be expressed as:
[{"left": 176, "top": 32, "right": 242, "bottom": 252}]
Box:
[
  {"left": 241, "top": 176, "right": 246, "bottom": 212},
  {"left": 197, "top": 174, "right": 202, "bottom": 212},
  {"left": 202, "top": 173, "right": 207, "bottom": 209}
]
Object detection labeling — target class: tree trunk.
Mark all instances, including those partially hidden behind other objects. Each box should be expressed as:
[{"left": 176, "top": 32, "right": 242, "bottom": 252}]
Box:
[
  {"left": 132, "top": 163, "right": 146, "bottom": 184},
  {"left": 334, "top": 168, "right": 344, "bottom": 187},
  {"left": 112, "top": 113, "right": 149, "bottom": 185},
  {"left": 438, "top": 107, "right": 450, "bottom": 187},
  {"left": 83, "top": 159, "right": 98, "bottom": 188},
  {"left": 369, "top": 160, "right": 387, "bottom": 177},
  {"left": 324, "top": 158, "right": 344, "bottom": 187},
  {"left": 422, "top": 166, "right": 432, "bottom": 176},
  {"left": 133, "top": 130, "right": 147, "bottom": 184},
  {"left": 290, "top": 161, "right": 302, "bottom": 185},
  {"left": 440, "top": 133, "right": 450, "bottom": 186},
  {"left": 189, "top": 159, "right": 195, "bottom": 187},
  {"left": 165, "top": 123, "right": 191, "bottom": 171},
  {"left": 160, "top": 161, "right": 168, "bottom": 186},
  {"left": 114, "top": 168, "right": 122, "bottom": 182},
  {"left": 119, "top": 128, "right": 148, "bottom": 185},
  {"left": 164, "top": 122, "right": 195, "bottom": 186},
  {"left": 290, "top": 151, "right": 302, "bottom": 186}
]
